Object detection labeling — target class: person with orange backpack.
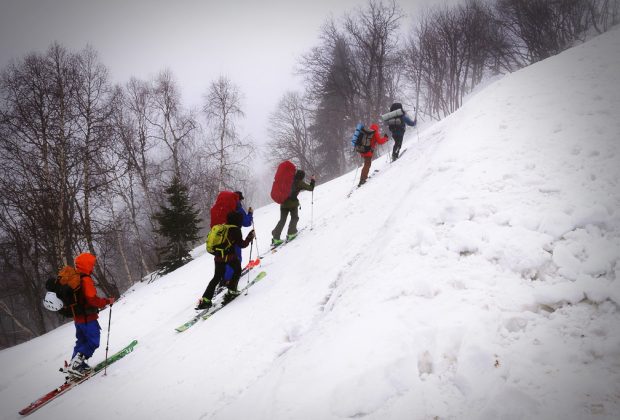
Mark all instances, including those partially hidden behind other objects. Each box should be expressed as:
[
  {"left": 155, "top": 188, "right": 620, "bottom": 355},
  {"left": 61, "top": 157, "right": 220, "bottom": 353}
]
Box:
[{"left": 59, "top": 253, "right": 114, "bottom": 377}]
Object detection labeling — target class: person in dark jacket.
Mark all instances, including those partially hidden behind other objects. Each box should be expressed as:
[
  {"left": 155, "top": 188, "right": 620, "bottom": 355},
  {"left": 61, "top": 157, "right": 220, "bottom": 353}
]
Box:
[
  {"left": 67, "top": 253, "right": 114, "bottom": 377},
  {"left": 197, "top": 211, "right": 254, "bottom": 310},
  {"left": 358, "top": 123, "right": 389, "bottom": 186},
  {"left": 222, "top": 191, "right": 253, "bottom": 285},
  {"left": 271, "top": 170, "right": 315, "bottom": 246},
  {"left": 386, "top": 102, "right": 416, "bottom": 161}
]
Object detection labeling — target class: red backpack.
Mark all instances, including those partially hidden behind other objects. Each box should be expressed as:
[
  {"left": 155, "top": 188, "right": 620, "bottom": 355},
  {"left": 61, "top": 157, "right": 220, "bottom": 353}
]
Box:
[
  {"left": 270, "top": 161, "right": 297, "bottom": 204},
  {"left": 210, "top": 191, "right": 240, "bottom": 228}
]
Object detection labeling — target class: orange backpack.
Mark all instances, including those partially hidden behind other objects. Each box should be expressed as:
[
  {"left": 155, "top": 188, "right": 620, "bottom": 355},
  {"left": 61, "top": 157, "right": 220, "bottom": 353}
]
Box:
[{"left": 45, "top": 266, "right": 83, "bottom": 317}]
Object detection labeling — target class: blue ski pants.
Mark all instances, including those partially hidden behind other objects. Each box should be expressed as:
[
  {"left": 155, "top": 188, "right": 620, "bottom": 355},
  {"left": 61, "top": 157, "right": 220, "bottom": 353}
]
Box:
[{"left": 72, "top": 320, "right": 101, "bottom": 359}]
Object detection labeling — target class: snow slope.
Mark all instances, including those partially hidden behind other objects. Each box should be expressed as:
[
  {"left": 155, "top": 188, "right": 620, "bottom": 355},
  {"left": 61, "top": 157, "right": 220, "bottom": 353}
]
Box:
[{"left": 1, "top": 27, "right": 620, "bottom": 420}]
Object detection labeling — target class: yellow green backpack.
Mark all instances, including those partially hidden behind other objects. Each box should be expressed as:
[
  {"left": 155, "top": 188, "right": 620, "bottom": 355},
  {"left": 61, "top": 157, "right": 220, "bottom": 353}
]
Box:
[{"left": 206, "top": 224, "right": 235, "bottom": 257}]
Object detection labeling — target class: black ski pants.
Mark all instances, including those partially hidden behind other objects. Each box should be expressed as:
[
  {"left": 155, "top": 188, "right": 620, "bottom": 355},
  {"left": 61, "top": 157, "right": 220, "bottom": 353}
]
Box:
[
  {"left": 202, "top": 259, "right": 242, "bottom": 300},
  {"left": 392, "top": 133, "right": 404, "bottom": 159}
]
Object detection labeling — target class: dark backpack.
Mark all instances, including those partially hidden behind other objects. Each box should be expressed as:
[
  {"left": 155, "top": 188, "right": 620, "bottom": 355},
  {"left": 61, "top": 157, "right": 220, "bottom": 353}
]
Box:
[
  {"left": 271, "top": 161, "right": 297, "bottom": 204},
  {"left": 45, "top": 266, "right": 83, "bottom": 318},
  {"left": 210, "top": 191, "right": 240, "bottom": 228},
  {"left": 351, "top": 123, "right": 374, "bottom": 153},
  {"left": 382, "top": 103, "right": 405, "bottom": 132}
]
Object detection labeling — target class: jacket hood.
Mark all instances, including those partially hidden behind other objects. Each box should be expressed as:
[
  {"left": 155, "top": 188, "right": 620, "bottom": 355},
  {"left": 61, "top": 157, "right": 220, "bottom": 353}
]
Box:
[{"left": 75, "top": 253, "right": 96, "bottom": 275}]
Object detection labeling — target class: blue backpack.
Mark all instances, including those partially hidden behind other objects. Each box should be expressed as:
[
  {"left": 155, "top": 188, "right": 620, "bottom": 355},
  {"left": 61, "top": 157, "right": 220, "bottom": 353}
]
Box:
[{"left": 351, "top": 123, "right": 373, "bottom": 153}]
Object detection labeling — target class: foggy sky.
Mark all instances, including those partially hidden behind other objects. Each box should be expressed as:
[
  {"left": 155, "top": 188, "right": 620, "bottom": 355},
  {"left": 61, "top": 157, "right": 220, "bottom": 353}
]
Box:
[{"left": 0, "top": 0, "right": 387, "bottom": 145}]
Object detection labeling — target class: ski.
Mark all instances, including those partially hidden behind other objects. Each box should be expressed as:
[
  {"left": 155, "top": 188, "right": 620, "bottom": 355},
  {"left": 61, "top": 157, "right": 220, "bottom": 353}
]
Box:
[
  {"left": 202, "top": 271, "right": 267, "bottom": 320},
  {"left": 176, "top": 257, "right": 262, "bottom": 332},
  {"left": 270, "top": 229, "right": 305, "bottom": 253},
  {"left": 19, "top": 340, "right": 138, "bottom": 416},
  {"left": 240, "top": 257, "right": 261, "bottom": 277},
  {"left": 347, "top": 169, "right": 380, "bottom": 197}
]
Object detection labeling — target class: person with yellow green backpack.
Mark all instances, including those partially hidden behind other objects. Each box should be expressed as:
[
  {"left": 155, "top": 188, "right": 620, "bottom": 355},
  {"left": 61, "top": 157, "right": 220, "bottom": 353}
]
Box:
[{"left": 197, "top": 211, "right": 255, "bottom": 310}]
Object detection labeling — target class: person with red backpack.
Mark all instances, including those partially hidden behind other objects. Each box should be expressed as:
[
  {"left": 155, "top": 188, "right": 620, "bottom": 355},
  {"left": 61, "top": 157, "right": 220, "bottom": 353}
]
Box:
[
  {"left": 197, "top": 211, "right": 255, "bottom": 310},
  {"left": 212, "top": 191, "right": 254, "bottom": 286},
  {"left": 357, "top": 123, "right": 389, "bottom": 187},
  {"left": 233, "top": 191, "right": 253, "bottom": 227},
  {"left": 271, "top": 170, "right": 315, "bottom": 246},
  {"left": 66, "top": 252, "right": 114, "bottom": 377}
]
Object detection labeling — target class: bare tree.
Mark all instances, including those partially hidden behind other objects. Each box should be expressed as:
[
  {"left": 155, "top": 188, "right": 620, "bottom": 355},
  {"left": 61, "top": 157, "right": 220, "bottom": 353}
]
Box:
[
  {"left": 266, "top": 91, "right": 318, "bottom": 175},
  {"left": 343, "top": 0, "right": 404, "bottom": 121},
  {"left": 299, "top": 23, "right": 357, "bottom": 178},
  {"left": 202, "top": 76, "right": 253, "bottom": 192},
  {"left": 496, "top": 0, "right": 601, "bottom": 63},
  {"left": 150, "top": 70, "right": 196, "bottom": 181},
  {"left": 405, "top": 1, "right": 516, "bottom": 120},
  {"left": 73, "top": 46, "right": 121, "bottom": 297},
  {"left": 586, "top": 0, "right": 620, "bottom": 32},
  {"left": 298, "top": 1, "right": 404, "bottom": 179}
]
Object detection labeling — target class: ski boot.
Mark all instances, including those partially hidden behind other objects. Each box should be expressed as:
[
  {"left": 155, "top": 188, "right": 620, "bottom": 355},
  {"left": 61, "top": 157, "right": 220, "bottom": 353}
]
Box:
[
  {"left": 271, "top": 238, "right": 284, "bottom": 247},
  {"left": 222, "top": 290, "right": 241, "bottom": 305},
  {"left": 286, "top": 233, "right": 297, "bottom": 242},
  {"left": 65, "top": 353, "right": 92, "bottom": 378},
  {"left": 195, "top": 297, "right": 212, "bottom": 310}
]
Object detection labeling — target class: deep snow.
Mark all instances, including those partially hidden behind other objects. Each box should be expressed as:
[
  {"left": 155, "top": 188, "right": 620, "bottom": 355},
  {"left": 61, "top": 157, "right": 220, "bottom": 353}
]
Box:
[{"left": 1, "top": 27, "right": 620, "bottom": 420}]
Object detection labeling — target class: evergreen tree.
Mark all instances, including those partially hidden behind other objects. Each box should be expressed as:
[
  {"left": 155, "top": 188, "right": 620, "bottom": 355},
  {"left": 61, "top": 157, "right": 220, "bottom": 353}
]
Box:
[{"left": 154, "top": 176, "right": 202, "bottom": 274}]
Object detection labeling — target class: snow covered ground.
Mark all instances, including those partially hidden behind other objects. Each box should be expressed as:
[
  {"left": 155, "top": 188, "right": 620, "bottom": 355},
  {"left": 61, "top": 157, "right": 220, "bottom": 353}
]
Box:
[{"left": 1, "top": 27, "right": 620, "bottom": 420}]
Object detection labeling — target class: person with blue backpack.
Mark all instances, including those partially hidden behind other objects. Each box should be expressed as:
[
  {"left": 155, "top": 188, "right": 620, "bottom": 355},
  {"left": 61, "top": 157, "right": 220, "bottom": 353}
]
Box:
[
  {"left": 384, "top": 102, "right": 416, "bottom": 161},
  {"left": 354, "top": 123, "right": 389, "bottom": 187}
]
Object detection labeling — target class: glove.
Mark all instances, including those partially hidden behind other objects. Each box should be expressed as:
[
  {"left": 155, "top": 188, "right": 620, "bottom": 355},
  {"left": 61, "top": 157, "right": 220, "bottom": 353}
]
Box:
[
  {"left": 248, "top": 207, "right": 253, "bottom": 214},
  {"left": 247, "top": 230, "right": 255, "bottom": 241},
  {"left": 108, "top": 297, "right": 115, "bottom": 306}
]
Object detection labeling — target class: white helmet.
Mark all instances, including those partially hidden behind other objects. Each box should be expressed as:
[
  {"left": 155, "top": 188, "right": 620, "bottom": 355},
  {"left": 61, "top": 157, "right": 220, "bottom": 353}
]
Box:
[{"left": 43, "top": 292, "right": 64, "bottom": 312}]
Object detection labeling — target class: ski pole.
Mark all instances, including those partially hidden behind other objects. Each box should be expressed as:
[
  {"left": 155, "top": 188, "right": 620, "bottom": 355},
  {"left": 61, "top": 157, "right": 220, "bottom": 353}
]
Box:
[
  {"left": 252, "top": 218, "right": 261, "bottom": 259},
  {"left": 247, "top": 240, "right": 253, "bottom": 285},
  {"left": 348, "top": 164, "right": 360, "bottom": 197},
  {"left": 311, "top": 188, "right": 314, "bottom": 231},
  {"left": 103, "top": 302, "right": 113, "bottom": 376}
]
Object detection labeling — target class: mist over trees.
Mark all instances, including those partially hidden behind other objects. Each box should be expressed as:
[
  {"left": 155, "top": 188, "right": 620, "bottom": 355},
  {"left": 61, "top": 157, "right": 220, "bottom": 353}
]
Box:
[
  {"left": 279, "top": 0, "right": 619, "bottom": 178},
  {"left": 0, "top": 45, "right": 252, "bottom": 347},
  {"left": 1, "top": 0, "right": 618, "bottom": 347}
]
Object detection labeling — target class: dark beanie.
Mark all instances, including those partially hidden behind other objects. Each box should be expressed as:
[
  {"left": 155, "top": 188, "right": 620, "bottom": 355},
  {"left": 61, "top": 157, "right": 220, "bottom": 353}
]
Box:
[
  {"left": 226, "top": 211, "right": 242, "bottom": 226},
  {"left": 235, "top": 191, "right": 244, "bottom": 200}
]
